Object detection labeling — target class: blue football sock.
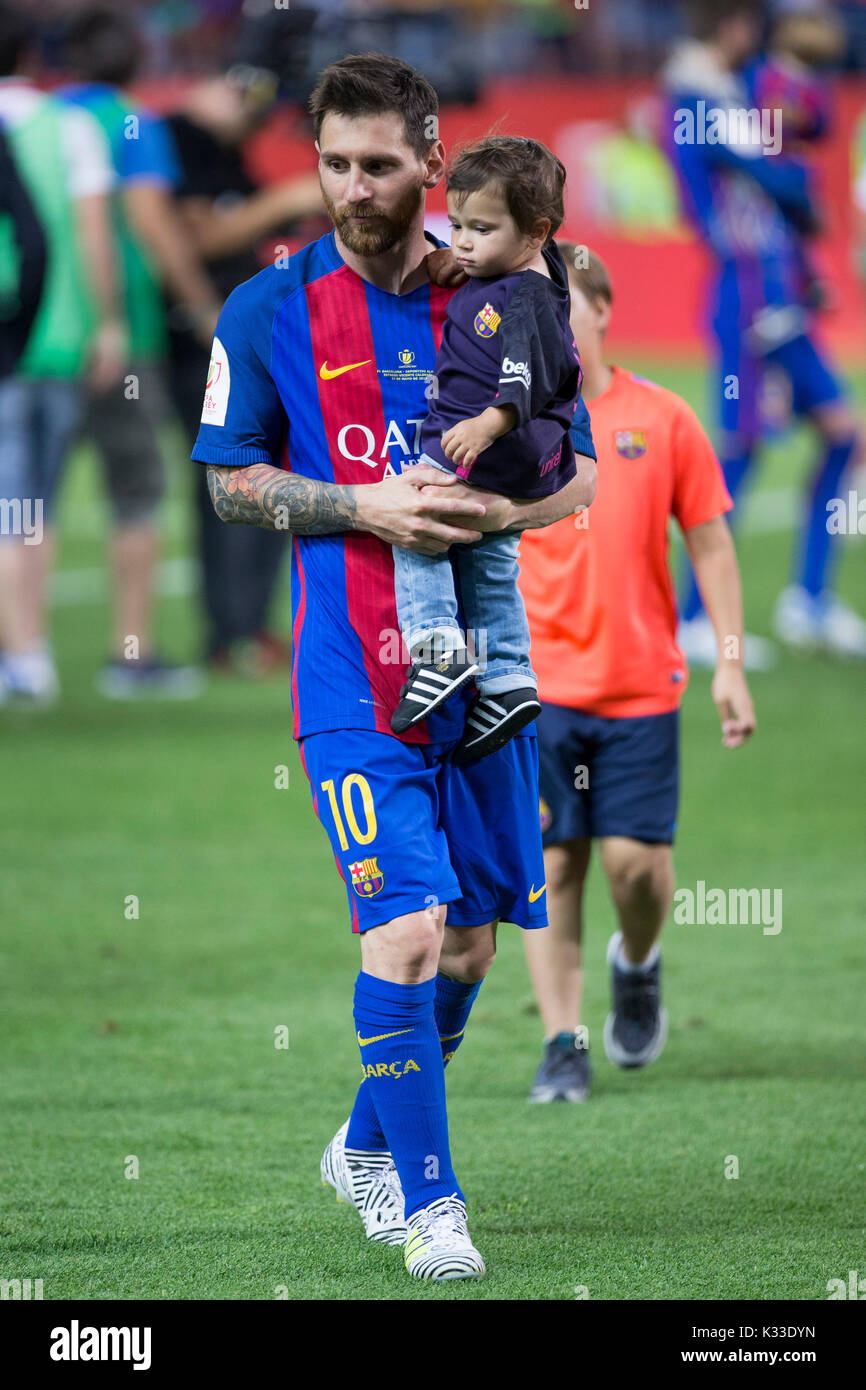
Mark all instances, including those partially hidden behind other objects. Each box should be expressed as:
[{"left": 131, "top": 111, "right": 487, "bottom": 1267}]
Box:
[
  {"left": 435, "top": 972, "right": 482, "bottom": 1066},
  {"left": 795, "top": 435, "right": 856, "bottom": 598},
  {"left": 346, "top": 972, "right": 483, "bottom": 1150},
  {"left": 680, "top": 446, "right": 754, "bottom": 622},
  {"left": 345, "top": 1079, "right": 387, "bottom": 1152},
  {"left": 352, "top": 971, "right": 462, "bottom": 1216}
]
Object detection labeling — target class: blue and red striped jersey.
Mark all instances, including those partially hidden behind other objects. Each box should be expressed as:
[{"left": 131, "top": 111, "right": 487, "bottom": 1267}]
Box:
[
  {"left": 661, "top": 44, "right": 817, "bottom": 348},
  {"left": 192, "top": 228, "right": 593, "bottom": 743}
]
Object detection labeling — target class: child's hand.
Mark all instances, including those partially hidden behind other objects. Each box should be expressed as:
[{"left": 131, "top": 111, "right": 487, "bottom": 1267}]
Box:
[
  {"left": 424, "top": 247, "right": 468, "bottom": 289},
  {"left": 441, "top": 417, "right": 496, "bottom": 470},
  {"left": 711, "top": 664, "right": 757, "bottom": 749}
]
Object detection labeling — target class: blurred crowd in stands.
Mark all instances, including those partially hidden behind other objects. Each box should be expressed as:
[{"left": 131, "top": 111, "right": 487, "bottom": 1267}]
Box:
[{"left": 29, "top": 0, "right": 866, "bottom": 86}]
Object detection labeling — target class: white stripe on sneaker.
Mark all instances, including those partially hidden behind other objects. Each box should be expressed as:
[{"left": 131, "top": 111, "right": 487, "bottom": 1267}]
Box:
[
  {"left": 463, "top": 700, "right": 540, "bottom": 747},
  {"left": 404, "top": 665, "right": 479, "bottom": 725}
]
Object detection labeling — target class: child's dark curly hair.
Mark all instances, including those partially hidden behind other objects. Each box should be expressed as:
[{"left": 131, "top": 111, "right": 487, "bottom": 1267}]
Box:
[{"left": 446, "top": 136, "right": 566, "bottom": 245}]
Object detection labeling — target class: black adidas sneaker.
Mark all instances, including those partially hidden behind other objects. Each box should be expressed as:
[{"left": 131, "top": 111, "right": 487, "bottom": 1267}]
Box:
[
  {"left": 453, "top": 687, "right": 541, "bottom": 763},
  {"left": 390, "top": 654, "right": 479, "bottom": 734},
  {"left": 528, "top": 1032, "right": 592, "bottom": 1103},
  {"left": 603, "top": 931, "right": 668, "bottom": 1068}
]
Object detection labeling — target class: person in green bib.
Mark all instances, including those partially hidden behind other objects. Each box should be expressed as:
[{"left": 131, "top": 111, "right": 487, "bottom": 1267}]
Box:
[
  {"left": 59, "top": 7, "right": 221, "bottom": 698},
  {"left": 0, "top": 2, "right": 124, "bottom": 703}
]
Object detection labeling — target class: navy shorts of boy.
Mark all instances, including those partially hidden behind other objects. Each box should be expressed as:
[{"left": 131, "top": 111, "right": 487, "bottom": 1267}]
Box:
[
  {"left": 537, "top": 703, "right": 680, "bottom": 846},
  {"left": 299, "top": 726, "right": 548, "bottom": 933}
]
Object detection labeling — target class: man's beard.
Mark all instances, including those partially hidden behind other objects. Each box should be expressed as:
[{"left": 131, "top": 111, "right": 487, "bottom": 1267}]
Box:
[{"left": 323, "top": 179, "right": 425, "bottom": 256}]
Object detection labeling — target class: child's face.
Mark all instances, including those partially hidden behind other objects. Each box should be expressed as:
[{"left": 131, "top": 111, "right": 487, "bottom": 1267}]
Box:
[{"left": 446, "top": 186, "right": 535, "bottom": 277}]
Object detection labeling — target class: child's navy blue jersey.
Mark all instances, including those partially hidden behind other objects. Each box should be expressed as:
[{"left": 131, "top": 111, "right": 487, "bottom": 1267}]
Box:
[{"left": 420, "top": 239, "right": 588, "bottom": 499}]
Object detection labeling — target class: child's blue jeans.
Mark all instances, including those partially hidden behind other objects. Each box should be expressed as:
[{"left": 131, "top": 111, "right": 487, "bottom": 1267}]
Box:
[{"left": 392, "top": 457, "right": 536, "bottom": 695}]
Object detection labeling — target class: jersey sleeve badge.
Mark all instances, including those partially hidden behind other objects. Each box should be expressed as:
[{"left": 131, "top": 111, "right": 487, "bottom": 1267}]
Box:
[{"left": 201, "top": 336, "right": 230, "bottom": 426}]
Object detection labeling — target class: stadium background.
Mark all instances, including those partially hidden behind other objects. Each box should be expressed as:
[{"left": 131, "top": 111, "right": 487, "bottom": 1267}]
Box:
[{"left": 2, "top": 0, "right": 864, "bottom": 1300}]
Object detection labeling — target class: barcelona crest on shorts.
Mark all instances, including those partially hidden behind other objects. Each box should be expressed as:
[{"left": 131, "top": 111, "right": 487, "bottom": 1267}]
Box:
[
  {"left": 614, "top": 429, "right": 647, "bottom": 459},
  {"left": 350, "top": 857, "right": 385, "bottom": 898},
  {"left": 474, "top": 302, "right": 501, "bottom": 337}
]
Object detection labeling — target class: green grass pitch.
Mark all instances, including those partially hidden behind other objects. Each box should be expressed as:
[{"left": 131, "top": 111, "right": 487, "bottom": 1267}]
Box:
[{"left": 1, "top": 359, "right": 864, "bottom": 1300}]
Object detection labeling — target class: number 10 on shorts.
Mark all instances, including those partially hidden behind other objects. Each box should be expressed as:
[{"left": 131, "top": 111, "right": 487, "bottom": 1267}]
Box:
[{"left": 320, "top": 774, "right": 378, "bottom": 849}]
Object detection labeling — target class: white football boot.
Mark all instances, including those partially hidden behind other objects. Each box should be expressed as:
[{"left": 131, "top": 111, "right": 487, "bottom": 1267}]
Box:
[
  {"left": 404, "top": 1195, "right": 486, "bottom": 1281},
  {"left": 320, "top": 1120, "right": 407, "bottom": 1246}
]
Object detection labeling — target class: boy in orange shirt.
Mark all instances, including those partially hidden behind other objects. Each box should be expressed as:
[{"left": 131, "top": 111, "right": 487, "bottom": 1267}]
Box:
[{"left": 518, "top": 246, "right": 756, "bottom": 1102}]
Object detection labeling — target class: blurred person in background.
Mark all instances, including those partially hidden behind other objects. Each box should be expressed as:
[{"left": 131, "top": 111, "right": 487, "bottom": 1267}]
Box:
[
  {"left": 0, "top": 118, "right": 46, "bottom": 704},
  {"left": 59, "top": 6, "right": 223, "bottom": 698},
  {"left": 0, "top": 122, "right": 46, "bottom": 379},
  {"left": 578, "top": 96, "right": 683, "bottom": 234},
  {"left": 0, "top": 1, "right": 123, "bottom": 704},
  {"left": 666, "top": 0, "right": 866, "bottom": 664},
  {"left": 519, "top": 246, "right": 756, "bottom": 1103},
  {"left": 743, "top": 9, "right": 843, "bottom": 311},
  {"left": 165, "top": 64, "right": 326, "bottom": 674}
]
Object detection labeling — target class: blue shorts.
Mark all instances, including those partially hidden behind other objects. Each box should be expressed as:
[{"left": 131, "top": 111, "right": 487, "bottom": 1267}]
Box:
[
  {"left": 537, "top": 704, "right": 679, "bottom": 846},
  {"left": 299, "top": 728, "right": 548, "bottom": 933},
  {"left": 717, "top": 329, "right": 843, "bottom": 442}
]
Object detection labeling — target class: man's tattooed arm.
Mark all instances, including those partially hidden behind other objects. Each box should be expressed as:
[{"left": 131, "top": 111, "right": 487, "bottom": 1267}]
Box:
[
  {"left": 205, "top": 460, "right": 490, "bottom": 554},
  {"left": 206, "top": 462, "right": 360, "bottom": 534}
]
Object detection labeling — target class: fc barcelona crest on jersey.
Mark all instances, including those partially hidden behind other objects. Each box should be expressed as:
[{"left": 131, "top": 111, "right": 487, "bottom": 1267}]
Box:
[
  {"left": 474, "top": 302, "right": 501, "bottom": 338},
  {"left": 350, "top": 857, "right": 385, "bottom": 898},
  {"left": 614, "top": 429, "right": 647, "bottom": 459}
]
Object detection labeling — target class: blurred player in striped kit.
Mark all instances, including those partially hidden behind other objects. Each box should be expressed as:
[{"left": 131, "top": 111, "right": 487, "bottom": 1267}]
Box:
[{"left": 664, "top": 0, "right": 866, "bottom": 664}]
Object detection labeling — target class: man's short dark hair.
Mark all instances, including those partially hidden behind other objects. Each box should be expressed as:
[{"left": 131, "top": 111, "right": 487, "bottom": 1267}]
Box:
[
  {"left": 62, "top": 7, "right": 143, "bottom": 87},
  {"left": 447, "top": 136, "right": 566, "bottom": 244},
  {"left": 0, "top": 3, "right": 31, "bottom": 78},
  {"left": 308, "top": 52, "right": 439, "bottom": 160}
]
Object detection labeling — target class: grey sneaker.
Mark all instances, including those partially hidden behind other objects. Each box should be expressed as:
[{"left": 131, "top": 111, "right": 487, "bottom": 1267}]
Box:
[
  {"left": 603, "top": 931, "right": 668, "bottom": 1069},
  {"left": 528, "top": 1031, "right": 592, "bottom": 1102}
]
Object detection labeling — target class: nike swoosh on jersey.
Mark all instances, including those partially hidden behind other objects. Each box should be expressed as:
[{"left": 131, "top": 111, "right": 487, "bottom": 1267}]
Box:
[
  {"left": 528, "top": 884, "right": 547, "bottom": 903},
  {"left": 319, "top": 359, "right": 372, "bottom": 379},
  {"left": 357, "top": 1027, "right": 415, "bottom": 1047}
]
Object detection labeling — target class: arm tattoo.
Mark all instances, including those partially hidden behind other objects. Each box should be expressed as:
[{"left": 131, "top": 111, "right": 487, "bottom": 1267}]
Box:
[{"left": 206, "top": 462, "right": 360, "bottom": 534}]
